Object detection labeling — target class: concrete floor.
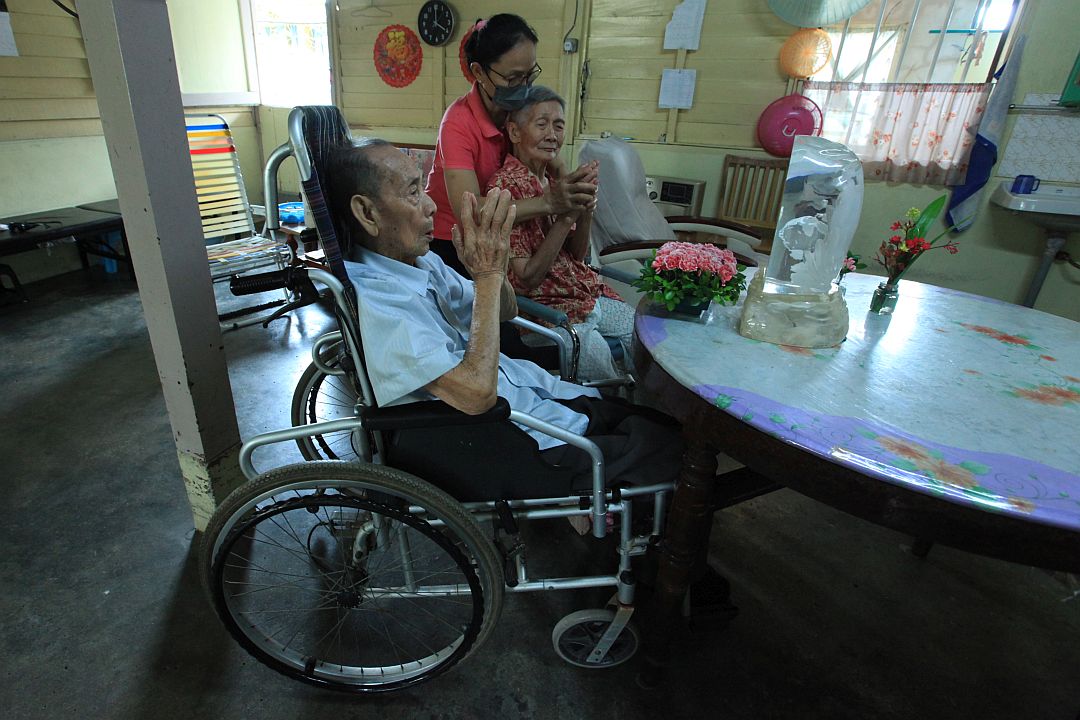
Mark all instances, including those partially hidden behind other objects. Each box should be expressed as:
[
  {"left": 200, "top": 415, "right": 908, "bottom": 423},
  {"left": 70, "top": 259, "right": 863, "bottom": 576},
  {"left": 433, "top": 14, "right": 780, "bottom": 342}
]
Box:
[{"left": 3, "top": 270, "right": 1080, "bottom": 720}]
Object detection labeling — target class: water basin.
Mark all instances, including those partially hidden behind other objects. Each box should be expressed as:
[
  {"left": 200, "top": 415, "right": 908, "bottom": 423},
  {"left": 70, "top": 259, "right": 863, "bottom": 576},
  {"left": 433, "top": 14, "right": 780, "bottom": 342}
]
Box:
[
  {"left": 990, "top": 181, "right": 1080, "bottom": 306},
  {"left": 990, "top": 181, "right": 1080, "bottom": 232}
]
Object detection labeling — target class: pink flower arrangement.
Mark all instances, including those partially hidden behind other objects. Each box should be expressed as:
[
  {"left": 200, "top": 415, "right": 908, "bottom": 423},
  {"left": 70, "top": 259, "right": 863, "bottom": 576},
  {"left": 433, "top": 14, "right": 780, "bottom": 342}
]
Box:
[
  {"left": 651, "top": 241, "right": 739, "bottom": 281},
  {"left": 635, "top": 241, "right": 747, "bottom": 311}
]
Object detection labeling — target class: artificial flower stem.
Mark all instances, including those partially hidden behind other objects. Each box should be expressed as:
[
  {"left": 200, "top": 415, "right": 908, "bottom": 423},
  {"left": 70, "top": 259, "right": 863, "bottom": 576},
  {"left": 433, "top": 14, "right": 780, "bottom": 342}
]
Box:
[{"left": 909, "top": 195, "right": 947, "bottom": 241}]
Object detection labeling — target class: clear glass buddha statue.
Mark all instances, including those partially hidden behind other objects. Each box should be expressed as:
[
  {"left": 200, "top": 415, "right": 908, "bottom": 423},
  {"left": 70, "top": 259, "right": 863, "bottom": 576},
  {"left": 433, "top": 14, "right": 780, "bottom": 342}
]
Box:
[{"left": 738, "top": 135, "right": 864, "bottom": 348}]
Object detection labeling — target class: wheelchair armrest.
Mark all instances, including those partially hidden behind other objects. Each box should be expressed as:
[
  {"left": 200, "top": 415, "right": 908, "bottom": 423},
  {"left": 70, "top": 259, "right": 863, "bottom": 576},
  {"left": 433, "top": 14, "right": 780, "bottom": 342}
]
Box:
[
  {"left": 508, "top": 315, "right": 577, "bottom": 380},
  {"left": 509, "top": 315, "right": 569, "bottom": 351},
  {"left": 597, "top": 265, "right": 639, "bottom": 286},
  {"left": 359, "top": 397, "right": 511, "bottom": 431},
  {"left": 515, "top": 295, "right": 569, "bottom": 327},
  {"left": 509, "top": 309, "right": 581, "bottom": 381},
  {"left": 665, "top": 215, "right": 763, "bottom": 242},
  {"left": 597, "top": 240, "right": 663, "bottom": 258},
  {"left": 666, "top": 215, "right": 766, "bottom": 263}
]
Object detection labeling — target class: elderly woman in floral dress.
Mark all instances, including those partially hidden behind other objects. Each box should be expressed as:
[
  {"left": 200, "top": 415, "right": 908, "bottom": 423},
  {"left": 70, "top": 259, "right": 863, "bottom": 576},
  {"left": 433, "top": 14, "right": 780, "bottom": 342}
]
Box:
[{"left": 486, "top": 86, "right": 635, "bottom": 382}]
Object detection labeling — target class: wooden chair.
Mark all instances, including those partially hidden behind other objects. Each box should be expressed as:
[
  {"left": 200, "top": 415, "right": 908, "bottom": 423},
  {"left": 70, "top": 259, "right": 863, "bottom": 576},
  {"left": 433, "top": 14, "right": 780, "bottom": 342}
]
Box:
[
  {"left": 715, "top": 155, "right": 788, "bottom": 253},
  {"left": 185, "top": 114, "right": 290, "bottom": 280}
]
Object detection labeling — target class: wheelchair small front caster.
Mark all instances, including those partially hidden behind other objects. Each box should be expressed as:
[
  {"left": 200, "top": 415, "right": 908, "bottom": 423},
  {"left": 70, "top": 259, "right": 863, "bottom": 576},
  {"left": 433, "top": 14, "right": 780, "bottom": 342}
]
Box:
[{"left": 552, "top": 609, "right": 640, "bottom": 669}]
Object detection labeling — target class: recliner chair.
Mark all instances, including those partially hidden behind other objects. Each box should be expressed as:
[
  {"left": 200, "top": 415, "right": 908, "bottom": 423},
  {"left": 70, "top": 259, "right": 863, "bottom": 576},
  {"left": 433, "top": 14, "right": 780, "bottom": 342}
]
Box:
[{"left": 578, "top": 138, "right": 767, "bottom": 305}]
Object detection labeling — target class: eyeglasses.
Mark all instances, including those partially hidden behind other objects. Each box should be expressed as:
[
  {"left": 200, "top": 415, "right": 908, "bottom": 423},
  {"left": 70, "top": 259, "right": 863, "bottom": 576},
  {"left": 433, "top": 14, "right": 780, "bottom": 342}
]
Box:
[{"left": 485, "top": 63, "right": 542, "bottom": 88}]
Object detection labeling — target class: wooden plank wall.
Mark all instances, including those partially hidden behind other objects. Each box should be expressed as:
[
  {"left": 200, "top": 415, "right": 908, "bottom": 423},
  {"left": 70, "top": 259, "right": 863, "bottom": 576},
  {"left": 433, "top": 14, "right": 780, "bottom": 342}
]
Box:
[
  {"left": 0, "top": 1, "right": 257, "bottom": 160},
  {"left": 582, "top": 0, "right": 789, "bottom": 149},
  {"left": 333, "top": 0, "right": 790, "bottom": 151},
  {"left": 0, "top": 0, "right": 100, "bottom": 141},
  {"left": 334, "top": 0, "right": 570, "bottom": 135},
  {"left": 2, "top": 0, "right": 784, "bottom": 153}
]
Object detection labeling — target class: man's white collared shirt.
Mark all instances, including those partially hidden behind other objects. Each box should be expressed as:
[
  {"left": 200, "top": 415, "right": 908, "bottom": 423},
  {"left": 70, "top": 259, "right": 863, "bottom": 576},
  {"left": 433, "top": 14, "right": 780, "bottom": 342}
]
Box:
[{"left": 344, "top": 248, "right": 598, "bottom": 450}]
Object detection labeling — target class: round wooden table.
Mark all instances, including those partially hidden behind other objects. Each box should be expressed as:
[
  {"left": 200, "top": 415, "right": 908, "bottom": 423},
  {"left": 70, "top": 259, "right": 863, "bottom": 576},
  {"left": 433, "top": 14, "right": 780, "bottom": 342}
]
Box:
[{"left": 634, "top": 271, "right": 1080, "bottom": 679}]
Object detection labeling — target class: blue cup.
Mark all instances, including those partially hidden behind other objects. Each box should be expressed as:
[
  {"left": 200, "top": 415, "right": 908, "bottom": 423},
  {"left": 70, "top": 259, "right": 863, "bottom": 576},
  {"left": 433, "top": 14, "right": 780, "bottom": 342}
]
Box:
[{"left": 1011, "top": 174, "right": 1040, "bottom": 194}]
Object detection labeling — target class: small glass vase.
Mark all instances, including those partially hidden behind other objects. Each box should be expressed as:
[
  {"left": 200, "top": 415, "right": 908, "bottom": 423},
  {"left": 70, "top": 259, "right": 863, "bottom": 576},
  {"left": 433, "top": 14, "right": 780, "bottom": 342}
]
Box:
[{"left": 869, "top": 281, "right": 900, "bottom": 315}]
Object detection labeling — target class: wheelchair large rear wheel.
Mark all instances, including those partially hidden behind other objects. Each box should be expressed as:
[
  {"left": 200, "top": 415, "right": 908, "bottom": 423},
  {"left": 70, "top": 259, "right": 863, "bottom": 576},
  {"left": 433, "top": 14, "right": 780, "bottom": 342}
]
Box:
[
  {"left": 202, "top": 461, "right": 504, "bottom": 693},
  {"left": 291, "top": 350, "right": 367, "bottom": 462}
]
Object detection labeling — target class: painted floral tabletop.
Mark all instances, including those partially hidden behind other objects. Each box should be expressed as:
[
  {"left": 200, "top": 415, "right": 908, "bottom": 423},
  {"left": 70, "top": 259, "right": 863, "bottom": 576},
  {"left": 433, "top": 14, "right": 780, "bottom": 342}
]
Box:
[{"left": 636, "top": 271, "right": 1080, "bottom": 531}]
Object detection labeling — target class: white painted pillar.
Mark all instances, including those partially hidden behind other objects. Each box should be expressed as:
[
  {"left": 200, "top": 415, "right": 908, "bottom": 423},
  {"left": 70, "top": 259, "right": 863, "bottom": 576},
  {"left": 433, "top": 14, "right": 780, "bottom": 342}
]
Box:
[{"left": 79, "top": 0, "right": 243, "bottom": 530}]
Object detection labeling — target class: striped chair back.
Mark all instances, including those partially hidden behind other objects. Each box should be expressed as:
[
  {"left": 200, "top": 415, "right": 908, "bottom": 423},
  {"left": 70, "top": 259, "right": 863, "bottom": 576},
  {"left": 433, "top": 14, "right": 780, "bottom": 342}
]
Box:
[{"left": 185, "top": 114, "right": 257, "bottom": 242}]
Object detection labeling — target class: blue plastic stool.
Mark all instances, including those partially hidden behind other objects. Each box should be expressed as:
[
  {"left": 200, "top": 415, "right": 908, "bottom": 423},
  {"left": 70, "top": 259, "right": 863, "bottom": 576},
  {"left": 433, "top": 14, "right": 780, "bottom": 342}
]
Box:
[{"left": 278, "top": 202, "right": 305, "bottom": 225}]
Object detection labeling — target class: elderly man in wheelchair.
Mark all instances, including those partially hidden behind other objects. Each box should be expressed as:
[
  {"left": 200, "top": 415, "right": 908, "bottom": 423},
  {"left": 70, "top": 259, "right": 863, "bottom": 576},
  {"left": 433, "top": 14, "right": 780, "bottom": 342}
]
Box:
[
  {"left": 325, "top": 138, "right": 682, "bottom": 501},
  {"left": 202, "top": 109, "right": 710, "bottom": 694}
]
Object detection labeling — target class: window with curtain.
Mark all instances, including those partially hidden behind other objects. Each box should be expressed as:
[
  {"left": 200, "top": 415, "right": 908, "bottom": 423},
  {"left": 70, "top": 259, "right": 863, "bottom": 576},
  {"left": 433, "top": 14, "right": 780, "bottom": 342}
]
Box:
[
  {"left": 802, "top": 0, "right": 1022, "bottom": 183},
  {"left": 250, "top": 0, "right": 332, "bottom": 108}
]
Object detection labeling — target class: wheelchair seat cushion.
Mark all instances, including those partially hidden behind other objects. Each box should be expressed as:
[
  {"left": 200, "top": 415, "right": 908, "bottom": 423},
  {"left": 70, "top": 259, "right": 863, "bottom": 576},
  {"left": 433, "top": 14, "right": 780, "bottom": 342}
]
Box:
[
  {"left": 389, "top": 396, "right": 683, "bottom": 503},
  {"left": 388, "top": 420, "right": 576, "bottom": 502}
]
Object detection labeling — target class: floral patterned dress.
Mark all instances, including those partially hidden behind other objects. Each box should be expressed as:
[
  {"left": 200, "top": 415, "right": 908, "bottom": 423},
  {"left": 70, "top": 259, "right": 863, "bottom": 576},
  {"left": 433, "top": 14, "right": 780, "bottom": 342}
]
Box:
[
  {"left": 486, "top": 155, "right": 634, "bottom": 381},
  {"left": 487, "top": 155, "right": 622, "bottom": 323}
]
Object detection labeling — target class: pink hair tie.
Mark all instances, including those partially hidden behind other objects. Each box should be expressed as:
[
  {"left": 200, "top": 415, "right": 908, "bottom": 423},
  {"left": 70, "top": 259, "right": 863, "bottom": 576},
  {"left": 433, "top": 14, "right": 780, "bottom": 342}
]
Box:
[{"left": 474, "top": 19, "right": 487, "bottom": 30}]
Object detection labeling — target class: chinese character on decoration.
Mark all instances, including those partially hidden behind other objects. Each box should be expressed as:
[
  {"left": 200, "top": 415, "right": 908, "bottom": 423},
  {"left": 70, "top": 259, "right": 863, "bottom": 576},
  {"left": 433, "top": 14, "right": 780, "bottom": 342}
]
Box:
[{"left": 374, "top": 25, "right": 423, "bottom": 88}]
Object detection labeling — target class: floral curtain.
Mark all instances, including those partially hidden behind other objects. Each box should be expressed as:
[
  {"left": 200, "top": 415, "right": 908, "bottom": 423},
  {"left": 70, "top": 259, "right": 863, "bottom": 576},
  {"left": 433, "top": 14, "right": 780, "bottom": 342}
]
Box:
[{"left": 802, "top": 81, "right": 991, "bottom": 185}]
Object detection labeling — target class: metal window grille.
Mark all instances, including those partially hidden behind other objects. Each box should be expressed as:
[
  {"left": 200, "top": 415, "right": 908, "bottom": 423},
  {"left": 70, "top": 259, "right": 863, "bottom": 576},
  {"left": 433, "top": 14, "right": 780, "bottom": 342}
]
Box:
[{"left": 816, "top": 0, "right": 1023, "bottom": 86}]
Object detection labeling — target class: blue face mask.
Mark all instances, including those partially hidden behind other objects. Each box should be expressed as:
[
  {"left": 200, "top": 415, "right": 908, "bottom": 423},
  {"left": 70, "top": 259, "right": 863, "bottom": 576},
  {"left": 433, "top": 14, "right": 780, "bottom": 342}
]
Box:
[{"left": 491, "top": 82, "right": 532, "bottom": 111}]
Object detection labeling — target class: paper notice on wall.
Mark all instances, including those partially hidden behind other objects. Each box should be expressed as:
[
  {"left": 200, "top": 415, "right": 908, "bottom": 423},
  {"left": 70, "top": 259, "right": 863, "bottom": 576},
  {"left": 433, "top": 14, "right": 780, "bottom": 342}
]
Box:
[
  {"left": 663, "top": 0, "right": 706, "bottom": 51},
  {"left": 0, "top": 7, "right": 18, "bottom": 58},
  {"left": 659, "top": 69, "right": 696, "bottom": 109}
]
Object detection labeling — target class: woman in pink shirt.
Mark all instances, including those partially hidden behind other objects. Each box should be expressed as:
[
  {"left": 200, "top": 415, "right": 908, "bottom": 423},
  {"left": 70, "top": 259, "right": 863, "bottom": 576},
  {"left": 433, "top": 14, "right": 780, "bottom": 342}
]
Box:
[{"left": 426, "top": 14, "right": 597, "bottom": 272}]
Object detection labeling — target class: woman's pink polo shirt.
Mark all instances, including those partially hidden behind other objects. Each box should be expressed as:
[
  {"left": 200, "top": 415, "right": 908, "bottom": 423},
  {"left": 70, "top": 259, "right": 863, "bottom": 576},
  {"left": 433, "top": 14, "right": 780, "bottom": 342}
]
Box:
[{"left": 426, "top": 84, "right": 509, "bottom": 241}]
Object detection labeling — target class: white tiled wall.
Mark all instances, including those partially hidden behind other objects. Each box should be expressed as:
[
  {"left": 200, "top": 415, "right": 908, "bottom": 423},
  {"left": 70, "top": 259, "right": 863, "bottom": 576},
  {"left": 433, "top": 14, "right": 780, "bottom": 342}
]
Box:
[{"left": 999, "top": 93, "right": 1080, "bottom": 183}]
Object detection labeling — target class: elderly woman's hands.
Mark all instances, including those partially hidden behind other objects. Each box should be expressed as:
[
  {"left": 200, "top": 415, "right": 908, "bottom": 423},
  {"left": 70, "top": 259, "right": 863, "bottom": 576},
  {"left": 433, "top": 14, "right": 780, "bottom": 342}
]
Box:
[
  {"left": 555, "top": 160, "right": 598, "bottom": 234},
  {"left": 546, "top": 159, "right": 599, "bottom": 216},
  {"left": 575, "top": 159, "right": 600, "bottom": 187}
]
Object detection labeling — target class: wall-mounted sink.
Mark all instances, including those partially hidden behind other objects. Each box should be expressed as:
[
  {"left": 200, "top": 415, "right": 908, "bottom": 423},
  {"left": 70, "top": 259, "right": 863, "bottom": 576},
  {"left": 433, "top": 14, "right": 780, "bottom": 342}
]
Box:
[
  {"left": 991, "top": 182, "right": 1080, "bottom": 230},
  {"left": 990, "top": 181, "right": 1080, "bottom": 306}
]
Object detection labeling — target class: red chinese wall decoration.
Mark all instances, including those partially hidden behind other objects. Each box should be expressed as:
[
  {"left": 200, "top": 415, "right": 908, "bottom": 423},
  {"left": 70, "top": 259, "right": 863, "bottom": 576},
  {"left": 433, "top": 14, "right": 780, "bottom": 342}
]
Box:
[
  {"left": 458, "top": 25, "right": 475, "bottom": 83},
  {"left": 374, "top": 24, "right": 423, "bottom": 88}
]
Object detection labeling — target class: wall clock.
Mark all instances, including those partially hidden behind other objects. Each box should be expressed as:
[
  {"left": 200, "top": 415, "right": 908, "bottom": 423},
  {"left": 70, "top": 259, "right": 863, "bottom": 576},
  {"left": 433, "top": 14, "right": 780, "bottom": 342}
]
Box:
[{"left": 417, "top": 0, "right": 455, "bottom": 47}]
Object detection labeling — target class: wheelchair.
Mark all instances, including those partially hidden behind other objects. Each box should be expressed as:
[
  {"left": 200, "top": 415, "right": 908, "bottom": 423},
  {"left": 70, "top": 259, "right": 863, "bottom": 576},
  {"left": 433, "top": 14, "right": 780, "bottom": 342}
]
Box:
[{"left": 200, "top": 106, "right": 676, "bottom": 693}]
